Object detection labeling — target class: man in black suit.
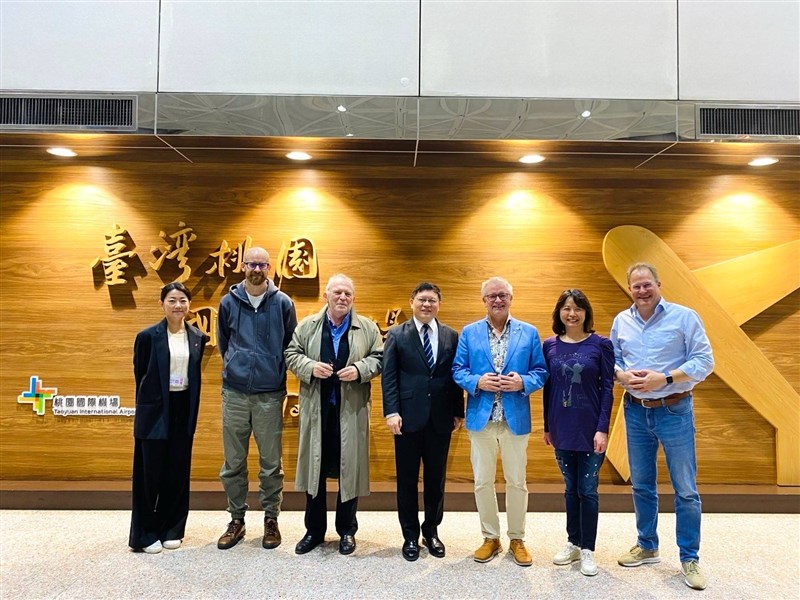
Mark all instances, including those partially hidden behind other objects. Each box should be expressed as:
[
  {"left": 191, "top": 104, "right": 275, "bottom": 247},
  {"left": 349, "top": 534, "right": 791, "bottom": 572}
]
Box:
[{"left": 382, "top": 282, "right": 464, "bottom": 561}]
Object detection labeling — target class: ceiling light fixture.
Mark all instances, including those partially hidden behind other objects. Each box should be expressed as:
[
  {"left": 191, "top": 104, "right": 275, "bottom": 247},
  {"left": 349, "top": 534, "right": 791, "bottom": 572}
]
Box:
[
  {"left": 47, "top": 147, "right": 77, "bottom": 157},
  {"left": 345, "top": 133, "right": 354, "bottom": 137},
  {"left": 286, "top": 151, "right": 312, "bottom": 161},
  {"left": 581, "top": 110, "right": 591, "bottom": 118},
  {"left": 519, "top": 154, "right": 545, "bottom": 164},
  {"left": 337, "top": 105, "right": 347, "bottom": 112},
  {"left": 748, "top": 157, "right": 779, "bottom": 167}
]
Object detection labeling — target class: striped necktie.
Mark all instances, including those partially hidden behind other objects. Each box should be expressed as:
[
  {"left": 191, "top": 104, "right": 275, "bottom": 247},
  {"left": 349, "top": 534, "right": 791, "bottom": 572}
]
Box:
[{"left": 422, "top": 323, "right": 434, "bottom": 370}]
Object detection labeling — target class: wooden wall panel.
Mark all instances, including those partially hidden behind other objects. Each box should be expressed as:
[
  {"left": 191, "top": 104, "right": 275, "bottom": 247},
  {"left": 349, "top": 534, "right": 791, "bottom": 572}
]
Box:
[{"left": 1, "top": 158, "right": 797, "bottom": 487}]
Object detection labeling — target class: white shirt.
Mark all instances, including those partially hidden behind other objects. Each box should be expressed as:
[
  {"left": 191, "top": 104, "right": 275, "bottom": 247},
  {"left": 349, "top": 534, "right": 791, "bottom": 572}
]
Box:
[
  {"left": 414, "top": 316, "right": 438, "bottom": 363},
  {"left": 167, "top": 327, "right": 190, "bottom": 391},
  {"left": 246, "top": 290, "right": 265, "bottom": 309},
  {"left": 385, "top": 317, "right": 439, "bottom": 421}
]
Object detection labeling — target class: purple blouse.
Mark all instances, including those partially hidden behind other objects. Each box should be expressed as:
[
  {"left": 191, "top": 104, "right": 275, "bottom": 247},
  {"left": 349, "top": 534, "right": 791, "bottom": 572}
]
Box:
[{"left": 542, "top": 333, "right": 615, "bottom": 452}]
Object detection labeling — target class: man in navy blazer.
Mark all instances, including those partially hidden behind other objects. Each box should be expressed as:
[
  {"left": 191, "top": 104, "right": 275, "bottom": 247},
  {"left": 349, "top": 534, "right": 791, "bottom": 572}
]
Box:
[
  {"left": 452, "top": 276, "right": 548, "bottom": 567},
  {"left": 382, "top": 282, "right": 464, "bottom": 561}
]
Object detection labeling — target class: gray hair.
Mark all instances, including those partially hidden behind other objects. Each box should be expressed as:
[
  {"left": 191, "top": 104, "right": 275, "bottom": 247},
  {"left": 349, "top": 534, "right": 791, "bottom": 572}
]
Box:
[
  {"left": 325, "top": 273, "right": 355, "bottom": 293},
  {"left": 480, "top": 276, "right": 513, "bottom": 297}
]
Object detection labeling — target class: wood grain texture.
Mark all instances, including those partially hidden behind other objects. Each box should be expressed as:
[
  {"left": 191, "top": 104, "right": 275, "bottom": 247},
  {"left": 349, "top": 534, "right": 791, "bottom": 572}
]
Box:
[
  {"left": 694, "top": 240, "right": 800, "bottom": 325},
  {"left": 1, "top": 152, "right": 797, "bottom": 489},
  {"left": 603, "top": 226, "right": 800, "bottom": 485}
]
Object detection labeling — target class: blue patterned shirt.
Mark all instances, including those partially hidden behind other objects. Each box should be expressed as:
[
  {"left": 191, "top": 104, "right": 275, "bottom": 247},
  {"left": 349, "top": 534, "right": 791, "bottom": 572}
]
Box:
[{"left": 487, "top": 318, "right": 510, "bottom": 422}]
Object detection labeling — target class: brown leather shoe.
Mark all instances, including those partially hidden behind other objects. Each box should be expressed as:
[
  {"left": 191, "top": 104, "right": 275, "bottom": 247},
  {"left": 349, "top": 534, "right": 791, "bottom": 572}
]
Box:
[
  {"left": 262, "top": 517, "right": 281, "bottom": 549},
  {"left": 217, "top": 519, "right": 245, "bottom": 550},
  {"left": 473, "top": 538, "right": 502, "bottom": 563},
  {"left": 509, "top": 539, "right": 532, "bottom": 566}
]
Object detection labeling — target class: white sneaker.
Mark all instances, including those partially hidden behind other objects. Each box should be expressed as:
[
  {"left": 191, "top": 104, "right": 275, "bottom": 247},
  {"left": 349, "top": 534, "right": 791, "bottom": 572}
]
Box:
[
  {"left": 580, "top": 549, "right": 598, "bottom": 576},
  {"left": 162, "top": 540, "right": 182, "bottom": 550},
  {"left": 143, "top": 540, "right": 163, "bottom": 554},
  {"left": 553, "top": 542, "right": 580, "bottom": 565}
]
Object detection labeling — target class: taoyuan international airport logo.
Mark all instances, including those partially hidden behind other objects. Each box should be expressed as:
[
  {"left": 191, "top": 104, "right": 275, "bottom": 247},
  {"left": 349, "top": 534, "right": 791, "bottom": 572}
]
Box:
[{"left": 17, "top": 376, "right": 135, "bottom": 417}]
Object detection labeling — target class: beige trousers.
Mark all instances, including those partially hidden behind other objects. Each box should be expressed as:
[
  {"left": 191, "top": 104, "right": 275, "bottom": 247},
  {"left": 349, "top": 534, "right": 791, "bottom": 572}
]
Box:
[{"left": 469, "top": 421, "right": 529, "bottom": 540}]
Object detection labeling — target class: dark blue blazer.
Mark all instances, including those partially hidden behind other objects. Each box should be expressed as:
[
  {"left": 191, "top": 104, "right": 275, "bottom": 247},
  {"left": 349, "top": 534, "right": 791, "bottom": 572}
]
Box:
[
  {"left": 133, "top": 319, "right": 207, "bottom": 440},
  {"left": 381, "top": 319, "right": 464, "bottom": 435}
]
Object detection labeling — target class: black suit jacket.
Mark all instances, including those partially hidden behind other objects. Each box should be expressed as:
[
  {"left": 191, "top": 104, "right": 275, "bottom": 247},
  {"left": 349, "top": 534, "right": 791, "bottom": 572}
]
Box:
[
  {"left": 133, "top": 318, "right": 207, "bottom": 440},
  {"left": 381, "top": 319, "right": 464, "bottom": 435}
]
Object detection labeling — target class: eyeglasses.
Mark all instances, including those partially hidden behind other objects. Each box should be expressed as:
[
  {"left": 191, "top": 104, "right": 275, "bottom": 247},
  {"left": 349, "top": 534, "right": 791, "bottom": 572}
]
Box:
[
  {"left": 415, "top": 297, "right": 439, "bottom": 305},
  {"left": 245, "top": 262, "right": 269, "bottom": 271},
  {"left": 484, "top": 293, "right": 511, "bottom": 302}
]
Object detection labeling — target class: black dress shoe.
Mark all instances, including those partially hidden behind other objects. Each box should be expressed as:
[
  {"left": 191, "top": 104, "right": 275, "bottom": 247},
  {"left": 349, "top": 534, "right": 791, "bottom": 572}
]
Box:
[
  {"left": 295, "top": 533, "right": 324, "bottom": 555},
  {"left": 339, "top": 534, "right": 356, "bottom": 555},
  {"left": 402, "top": 539, "right": 420, "bottom": 561},
  {"left": 423, "top": 535, "right": 446, "bottom": 558}
]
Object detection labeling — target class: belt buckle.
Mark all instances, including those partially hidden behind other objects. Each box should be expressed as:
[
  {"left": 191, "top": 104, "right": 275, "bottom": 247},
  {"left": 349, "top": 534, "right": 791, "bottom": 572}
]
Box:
[
  {"left": 635, "top": 394, "right": 663, "bottom": 408},
  {"left": 626, "top": 391, "right": 649, "bottom": 407}
]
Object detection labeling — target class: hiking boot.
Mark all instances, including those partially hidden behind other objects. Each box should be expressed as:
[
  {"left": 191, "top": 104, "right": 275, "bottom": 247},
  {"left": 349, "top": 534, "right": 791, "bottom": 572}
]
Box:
[
  {"left": 509, "top": 539, "right": 533, "bottom": 567},
  {"left": 473, "top": 538, "right": 502, "bottom": 563},
  {"left": 618, "top": 545, "right": 661, "bottom": 567}
]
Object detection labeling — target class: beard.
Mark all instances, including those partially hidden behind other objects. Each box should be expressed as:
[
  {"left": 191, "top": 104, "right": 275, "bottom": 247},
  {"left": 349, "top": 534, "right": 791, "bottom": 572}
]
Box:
[{"left": 247, "top": 271, "right": 266, "bottom": 286}]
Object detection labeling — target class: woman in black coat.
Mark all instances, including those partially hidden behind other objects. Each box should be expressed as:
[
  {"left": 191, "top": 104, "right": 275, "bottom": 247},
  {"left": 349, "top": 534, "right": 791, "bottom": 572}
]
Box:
[{"left": 129, "top": 282, "right": 207, "bottom": 553}]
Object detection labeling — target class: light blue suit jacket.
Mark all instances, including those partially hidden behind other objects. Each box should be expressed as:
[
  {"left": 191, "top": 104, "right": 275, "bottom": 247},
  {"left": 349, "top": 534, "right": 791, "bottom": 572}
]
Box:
[{"left": 452, "top": 317, "right": 549, "bottom": 435}]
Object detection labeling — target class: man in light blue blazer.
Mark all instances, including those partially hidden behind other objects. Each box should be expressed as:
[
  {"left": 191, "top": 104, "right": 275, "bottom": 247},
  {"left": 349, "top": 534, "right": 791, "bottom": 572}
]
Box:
[{"left": 452, "top": 276, "right": 548, "bottom": 567}]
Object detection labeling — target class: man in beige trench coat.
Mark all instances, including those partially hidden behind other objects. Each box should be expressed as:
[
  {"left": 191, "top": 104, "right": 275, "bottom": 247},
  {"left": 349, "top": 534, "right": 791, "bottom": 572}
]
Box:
[{"left": 285, "top": 273, "right": 383, "bottom": 556}]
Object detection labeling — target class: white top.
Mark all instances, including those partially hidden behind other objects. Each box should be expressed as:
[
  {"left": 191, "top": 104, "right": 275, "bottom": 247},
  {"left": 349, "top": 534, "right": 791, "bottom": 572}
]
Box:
[
  {"left": 167, "top": 327, "right": 190, "bottom": 391},
  {"left": 413, "top": 316, "right": 438, "bottom": 362},
  {"left": 247, "top": 290, "right": 265, "bottom": 309}
]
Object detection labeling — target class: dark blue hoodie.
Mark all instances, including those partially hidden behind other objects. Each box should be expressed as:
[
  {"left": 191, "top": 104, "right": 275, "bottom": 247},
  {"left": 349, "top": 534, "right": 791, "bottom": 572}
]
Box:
[{"left": 217, "top": 279, "right": 297, "bottom": 394}]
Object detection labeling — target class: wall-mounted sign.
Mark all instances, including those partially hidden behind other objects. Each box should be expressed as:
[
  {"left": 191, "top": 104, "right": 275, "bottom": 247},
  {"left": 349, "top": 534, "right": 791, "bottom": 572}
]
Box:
[
  {"left": 150, "top": 221, "right": 197, "bottom": 283},
  {"left": 17, "top": 376, "right": 134, "bottom": 417},
  {"left": 206, "top": 236, "right": 253, "bottom": 278},
  {"left": 188, "top": 306, "right": 218, "bottom": 347},
  {"left": 90, "top": 223, "right": 137, "bottom": 286},
  {"left": 277, "top": 237, "right": 318, "bottom": 281}
]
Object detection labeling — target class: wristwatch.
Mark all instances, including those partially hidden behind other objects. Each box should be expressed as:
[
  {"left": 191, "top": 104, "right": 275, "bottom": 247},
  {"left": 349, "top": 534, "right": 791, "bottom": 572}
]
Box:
[{"left": 664, "top": 372, "right": 674, "bottom": 385}]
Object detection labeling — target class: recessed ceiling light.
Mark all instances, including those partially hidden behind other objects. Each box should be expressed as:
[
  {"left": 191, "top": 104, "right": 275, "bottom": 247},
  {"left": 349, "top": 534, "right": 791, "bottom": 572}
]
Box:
[
  {"left": 286, "top": 151, "right": 312, "bottom": 161},
  {"left": 581, "top": 110, "right": 591, "bottom": 118},
  {"left": 47, "top": 147, "right": 77, "bottom": 157},
  {"left": 519, "top": 154, "right": 545, "bottom": 164},
  {"left": 748, "top": 157, "right": 779, "bottom": 167},
  {"left": 337, "top": 105, "right": 347, "bottom": 112}
]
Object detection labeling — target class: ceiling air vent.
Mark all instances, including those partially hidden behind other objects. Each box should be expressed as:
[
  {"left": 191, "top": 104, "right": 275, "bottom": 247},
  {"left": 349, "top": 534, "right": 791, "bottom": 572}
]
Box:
[
  {"left": 696, "top": 105, "right": 799, "bottom": 140},
  {"left": 0, "top": 95, "right": 137, "bottom": 131}
]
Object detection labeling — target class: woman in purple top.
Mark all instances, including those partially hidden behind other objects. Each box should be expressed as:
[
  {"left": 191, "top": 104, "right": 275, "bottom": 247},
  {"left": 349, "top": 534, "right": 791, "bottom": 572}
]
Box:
[{"left": 542, "top": 289, "right": 614, "bottom": 577}]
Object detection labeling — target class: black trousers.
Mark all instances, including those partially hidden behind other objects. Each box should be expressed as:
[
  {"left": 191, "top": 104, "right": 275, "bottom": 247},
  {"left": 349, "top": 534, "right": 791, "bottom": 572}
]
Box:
[
  {"left": 394, "top": 420, "right": 452, "bottom": 541},
  {"left": 129, "top": 390, "right": 194, "bottom": 549},
  {"left": 304, "top": 399, "right": 358, "bottom": 539}
]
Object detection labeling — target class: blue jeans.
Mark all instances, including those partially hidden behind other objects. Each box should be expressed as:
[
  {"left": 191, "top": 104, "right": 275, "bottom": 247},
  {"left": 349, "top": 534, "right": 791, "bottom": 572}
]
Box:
[
  {"left": 624, "top": 394, "right": 701, "bottom": 562},
  {"left": 554, "top": 449, "right": 605, "bottom": 551}
]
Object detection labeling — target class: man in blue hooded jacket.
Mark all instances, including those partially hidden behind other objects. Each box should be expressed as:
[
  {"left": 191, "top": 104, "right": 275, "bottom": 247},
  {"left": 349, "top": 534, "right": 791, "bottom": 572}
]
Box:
[{"left": 216, "top": 246, "right": 297, "bottom": 550}]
